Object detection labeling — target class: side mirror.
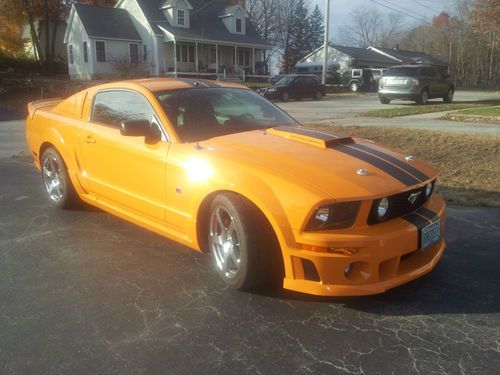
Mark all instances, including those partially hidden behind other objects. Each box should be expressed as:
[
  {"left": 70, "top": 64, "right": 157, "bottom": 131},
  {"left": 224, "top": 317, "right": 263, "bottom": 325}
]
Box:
[
  {"left": 120, "top": 119, "right": 151, "bottom": 137},
  {"left": 121, "top": 119, "right": 162, "bottom": 143}
]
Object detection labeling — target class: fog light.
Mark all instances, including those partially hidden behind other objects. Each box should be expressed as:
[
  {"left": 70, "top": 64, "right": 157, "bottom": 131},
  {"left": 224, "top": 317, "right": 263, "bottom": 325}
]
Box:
[
  {"left": 315, "top": 207, "right": 330, "bottom": 223},
  {"left": 425, "top": 182, "right": 433, "bottom": 197},
  {"left": 377, "top": 197, "right": 389, "bottom": 219}
]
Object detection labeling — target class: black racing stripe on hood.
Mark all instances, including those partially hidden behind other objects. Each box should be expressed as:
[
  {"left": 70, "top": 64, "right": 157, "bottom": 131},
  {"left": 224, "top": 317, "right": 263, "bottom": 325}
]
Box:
[
  {"left": 402, "top": 213, "right": 431, "bottom": 249},
  {"left": 417, "top": 207, "right": 439, "bottom": 222},
  {"left": 349, "top": 143, "right": 430, "bottom": 182},
  {"left": 335, "top": 144, "right": 420, "bottom": 186}
]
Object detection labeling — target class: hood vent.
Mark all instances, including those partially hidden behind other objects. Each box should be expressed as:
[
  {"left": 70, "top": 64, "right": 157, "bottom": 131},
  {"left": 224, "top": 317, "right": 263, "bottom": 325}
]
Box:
[{"left": 267, "top": 126, "right": 354, "bottom": 149}]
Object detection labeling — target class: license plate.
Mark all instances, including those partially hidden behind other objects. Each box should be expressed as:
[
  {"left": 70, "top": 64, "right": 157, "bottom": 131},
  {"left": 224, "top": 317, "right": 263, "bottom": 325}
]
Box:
[
  {"left": 389, "top": 79, "right": 406, "bottom": 85},
  {"left": 421, "top": 220, "right": 440, "bottom": 250}
]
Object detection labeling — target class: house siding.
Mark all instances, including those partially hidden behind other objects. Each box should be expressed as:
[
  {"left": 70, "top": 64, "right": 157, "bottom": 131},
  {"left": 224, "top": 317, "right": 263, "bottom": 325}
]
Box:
[
  {"left": 66, "top": 13, "right": 92, "bottom": 79},
  {"left": 118, "top": 0, "right": 158, "bottom": 75},
  {"left": 91, "top": 39, "right": 138, "bottom": 76}
]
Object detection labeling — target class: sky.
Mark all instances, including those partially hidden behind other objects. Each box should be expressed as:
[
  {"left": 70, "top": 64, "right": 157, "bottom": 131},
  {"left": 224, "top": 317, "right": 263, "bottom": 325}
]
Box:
[{"left": 309, "top": 0, "right": 457, "bottom": 41}]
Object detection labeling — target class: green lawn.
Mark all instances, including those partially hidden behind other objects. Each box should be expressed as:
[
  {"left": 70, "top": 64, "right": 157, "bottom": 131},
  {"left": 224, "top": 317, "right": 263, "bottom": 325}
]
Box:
[
  {"left": 453, "top": 106, "right": 500, "bottom": 116},
  {"left": 360, "top": 99, "right": 500, "bottom": 118}
]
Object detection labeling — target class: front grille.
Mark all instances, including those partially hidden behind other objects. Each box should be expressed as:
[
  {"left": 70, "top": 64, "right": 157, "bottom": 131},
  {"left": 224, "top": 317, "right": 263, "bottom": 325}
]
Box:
[{"left": 367, "top": 182, "right": 434, "bottom": 225}]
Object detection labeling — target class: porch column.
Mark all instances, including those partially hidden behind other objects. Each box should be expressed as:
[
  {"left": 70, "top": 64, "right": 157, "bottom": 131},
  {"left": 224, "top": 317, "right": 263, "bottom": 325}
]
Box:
[
  {"left": 252, "top": 48, "right": 255, "bottom": 75},
  {"left": 234, "top": 46, "right": 238, "bottom": 73},
  {"left": 215, "top": 44, "right": 219, "bottom": 74},
  {"left": 173, "top": 40, "right": 178, "bottom": 78},
  {"left": 195, "top": 42, "right": 199, "bottom": 73}
]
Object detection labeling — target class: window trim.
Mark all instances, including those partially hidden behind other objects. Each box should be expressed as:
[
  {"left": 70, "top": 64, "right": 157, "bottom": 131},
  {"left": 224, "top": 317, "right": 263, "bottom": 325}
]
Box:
[
  {"left": 95, "top": 40, "right": 106, "bottom": 63},
  {"left": 90, "top": 88, "right": 171, "bottom": 142},
  {"left": 235, "top": 18, "right": 243, "bottom": 33},
  {"left": 83, "top": 42, "right": 88, "bottom": 63},
  {"left": 177, "top": 9, "right": 185, "bottom": 26},
  {"left": 143, "top": 44, "right": 148, "bottom": 61},
  {"left": 68, "top": 45, "right": 74, "bottom": 65},
  {"left": 129, "top": 43, "right": 139, "bottom": 64}
]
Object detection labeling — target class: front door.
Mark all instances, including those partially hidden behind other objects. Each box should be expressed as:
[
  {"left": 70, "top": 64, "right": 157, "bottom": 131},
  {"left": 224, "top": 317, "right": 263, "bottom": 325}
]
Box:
[{"left": 80, "top": 89, "right": 169, "bottom": 223}]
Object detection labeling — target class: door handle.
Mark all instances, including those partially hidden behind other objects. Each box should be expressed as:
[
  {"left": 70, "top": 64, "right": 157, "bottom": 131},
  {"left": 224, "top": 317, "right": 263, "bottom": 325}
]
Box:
[{"left": 85, "top": 135, "right": 96, "bottom": 144}]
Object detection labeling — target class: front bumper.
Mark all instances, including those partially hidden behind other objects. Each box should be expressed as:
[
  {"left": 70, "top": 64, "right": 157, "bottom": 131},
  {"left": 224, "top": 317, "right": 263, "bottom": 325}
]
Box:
[{"left": 281, "top": 193, "right": 446, "bottom": 296}]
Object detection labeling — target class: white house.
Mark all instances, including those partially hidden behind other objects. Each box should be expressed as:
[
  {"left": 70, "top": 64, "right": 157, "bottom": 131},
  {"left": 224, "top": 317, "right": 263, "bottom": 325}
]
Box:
[{"left": 63, "top": 0, "right": 272, "bottom": 80}]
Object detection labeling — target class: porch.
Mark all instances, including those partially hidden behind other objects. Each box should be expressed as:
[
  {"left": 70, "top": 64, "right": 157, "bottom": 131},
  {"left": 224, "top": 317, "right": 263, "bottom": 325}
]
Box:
[{"left": 160, "top": 41, "right": 270, "bottom": 81}]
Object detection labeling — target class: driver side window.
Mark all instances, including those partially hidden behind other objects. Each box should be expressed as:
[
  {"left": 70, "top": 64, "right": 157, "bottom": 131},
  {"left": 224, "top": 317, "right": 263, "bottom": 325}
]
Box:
[{"left": 92, "top": 90, "right": 155, "bottom": 128}]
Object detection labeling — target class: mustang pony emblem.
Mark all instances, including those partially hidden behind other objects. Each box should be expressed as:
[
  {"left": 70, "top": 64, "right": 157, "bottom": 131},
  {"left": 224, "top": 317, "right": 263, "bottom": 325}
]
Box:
[{"left": 408, "top": 191, "right": 422, "bottom": 204}]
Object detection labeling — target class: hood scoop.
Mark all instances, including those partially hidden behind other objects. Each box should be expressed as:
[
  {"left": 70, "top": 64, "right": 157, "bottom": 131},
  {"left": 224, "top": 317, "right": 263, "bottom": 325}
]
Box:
[{"left": 267, "top": 126, "right": 354, "bottom": 149}]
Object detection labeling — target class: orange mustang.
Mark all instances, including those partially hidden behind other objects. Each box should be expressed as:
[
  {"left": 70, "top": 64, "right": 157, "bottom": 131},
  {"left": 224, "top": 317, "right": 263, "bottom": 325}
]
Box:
[{"left": 26, "top": 78, "right": 446, "bottom": 296}]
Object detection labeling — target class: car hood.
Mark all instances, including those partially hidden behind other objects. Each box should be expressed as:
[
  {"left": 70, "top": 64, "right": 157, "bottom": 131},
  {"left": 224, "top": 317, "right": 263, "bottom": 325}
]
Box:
[{"left": 198, "top": 126, "right": 436, "bottom": 201}]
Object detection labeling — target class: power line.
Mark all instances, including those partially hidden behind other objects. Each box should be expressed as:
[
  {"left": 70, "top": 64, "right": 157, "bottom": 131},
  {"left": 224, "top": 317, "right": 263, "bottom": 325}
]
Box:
[
  {"left": 369, "top": 0, "right": 434, "bottom": 26},
  {"left": 414, "top": 0, "right": 444, "bottom": 15}
]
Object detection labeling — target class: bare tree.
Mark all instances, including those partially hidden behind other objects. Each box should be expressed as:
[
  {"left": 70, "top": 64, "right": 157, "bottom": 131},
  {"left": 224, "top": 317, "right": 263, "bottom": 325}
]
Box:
[{"left": 340, "top": 6, "right": 405, "bottom": 48}]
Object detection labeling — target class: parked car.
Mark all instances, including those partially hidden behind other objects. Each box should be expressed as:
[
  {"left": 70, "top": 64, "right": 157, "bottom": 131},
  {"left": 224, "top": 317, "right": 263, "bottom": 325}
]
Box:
[
  {"left": 340, "top": 68, "right": 364, "bottom": 92},
  {"left": 378, "top": 65, "right": 454, "bottom": 104},
  {"left": 259, "top": 74, "right": 325, "bottom": 101},
  {"left": 26, "top": 78, "right": 446, "bottom": 296}
]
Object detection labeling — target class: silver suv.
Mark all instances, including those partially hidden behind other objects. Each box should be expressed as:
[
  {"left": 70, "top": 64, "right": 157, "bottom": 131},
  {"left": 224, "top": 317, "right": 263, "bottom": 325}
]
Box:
[{"left": 378, "top": 65, "right": 454, "bottom": 105}]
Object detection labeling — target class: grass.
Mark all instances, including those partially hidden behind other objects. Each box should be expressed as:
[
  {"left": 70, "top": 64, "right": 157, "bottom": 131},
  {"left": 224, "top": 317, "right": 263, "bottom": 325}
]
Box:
[
  {"left": 360, "top": 99, "right": 500, "bottom": 118},
  {"left": 305, "top": 124, "right": 500, "bottom": 207},
  {"left": 453, "top": 106, "right": 500, "bottom": 116}
]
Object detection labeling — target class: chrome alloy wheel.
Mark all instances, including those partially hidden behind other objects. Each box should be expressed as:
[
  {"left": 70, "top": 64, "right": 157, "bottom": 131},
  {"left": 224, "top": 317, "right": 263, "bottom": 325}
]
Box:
[
  {"left": 42, "top": 155, "right": 65, "bottom": 203},
  {"left": 209, "top": 206, "right": 241, "bottom": 279}
]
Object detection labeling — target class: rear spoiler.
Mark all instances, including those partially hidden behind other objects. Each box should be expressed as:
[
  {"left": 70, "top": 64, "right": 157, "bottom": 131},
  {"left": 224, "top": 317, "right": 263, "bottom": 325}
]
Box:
[{"left": 27, "top": 98, "right": 62, "bottom": 119}]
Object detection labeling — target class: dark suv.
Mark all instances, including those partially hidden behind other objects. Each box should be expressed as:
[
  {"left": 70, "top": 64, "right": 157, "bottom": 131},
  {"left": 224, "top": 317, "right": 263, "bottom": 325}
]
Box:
[
  {"left": 260, "top": 74, "right": 325, "bottom": 101},
  {"left": 378, "top": 65, "right": 454, "bottom": 105}
]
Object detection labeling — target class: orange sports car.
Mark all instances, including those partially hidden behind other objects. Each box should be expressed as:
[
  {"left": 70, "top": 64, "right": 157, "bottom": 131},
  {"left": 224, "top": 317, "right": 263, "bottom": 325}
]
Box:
[{"left": 26, "top": 78, "right": 446, "bottom": 296}]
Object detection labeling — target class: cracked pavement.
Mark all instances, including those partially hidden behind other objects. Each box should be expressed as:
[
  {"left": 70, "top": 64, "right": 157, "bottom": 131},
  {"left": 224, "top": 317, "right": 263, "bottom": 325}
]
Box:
[{"left": 0, "top": 156, "right": 498, "bottom": 374}]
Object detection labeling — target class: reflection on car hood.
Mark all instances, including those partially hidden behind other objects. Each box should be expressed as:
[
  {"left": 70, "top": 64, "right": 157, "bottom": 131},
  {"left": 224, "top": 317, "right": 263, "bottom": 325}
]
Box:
[{"left": 200, "top": 127, "right": 437, "bottom": 200}]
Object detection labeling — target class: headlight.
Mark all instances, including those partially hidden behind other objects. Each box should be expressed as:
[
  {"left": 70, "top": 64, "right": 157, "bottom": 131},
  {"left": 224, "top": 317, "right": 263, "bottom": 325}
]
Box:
[
  {"left": 267, "top": 88, "right": 277, "bottom": 93},
  {"left": 377, "top": 197, "right": 389, "bottom": 219},
  {"left": 305, "top": 202, "right": 361, "bottom": 231},
  {"left": 425, "top": 182, "right": 433, "bottom": 197}
]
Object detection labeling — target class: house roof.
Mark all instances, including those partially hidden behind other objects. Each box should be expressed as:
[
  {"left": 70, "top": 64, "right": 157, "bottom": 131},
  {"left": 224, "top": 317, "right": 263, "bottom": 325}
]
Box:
[
  {"left": 73, "top": 3, "right": 142, "bottom": 41},
  {"left": 136, "top": 0, "right": 270, "bottom": 47},
  {"left": 329, "top": 44, "right": 397, "bottom": 64},
  {"left": 371, "top": 47, "right": 447, "bottom": 67}
]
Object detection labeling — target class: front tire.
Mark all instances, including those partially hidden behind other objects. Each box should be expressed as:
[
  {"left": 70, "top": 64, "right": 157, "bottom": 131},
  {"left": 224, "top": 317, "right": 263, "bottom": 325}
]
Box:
[
  {"left": 41, "top": 147, "right": 78, "bottom": 208},
  {"left": 417, "top": 89, "right": 429, "bottom": 105},
  {"left": 281, "top": 91, "right": 290, "bottom": 101},
  {"left": 348, "top": 81, "right": 359, "bottom": 92},
  {"left": 379, "top": 96, "right": 391, "bottom": 104},
  {"left": 443, "top": 87, "right": 454, "bottom": 103},
  {"left": 208, "top": 194, "right": 277, "bottom": 290}
]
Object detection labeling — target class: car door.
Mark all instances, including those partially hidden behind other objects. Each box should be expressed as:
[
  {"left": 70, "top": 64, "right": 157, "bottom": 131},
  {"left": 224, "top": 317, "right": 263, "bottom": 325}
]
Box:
[
  {"left": 293, "top": 77, "right": 306, "bottom": 98},
  {"left": 423, "top": 67, "right": 440, "bottom": 97},
  {"left": 80, "top": 89, "right": 169, "bottom": 223}
]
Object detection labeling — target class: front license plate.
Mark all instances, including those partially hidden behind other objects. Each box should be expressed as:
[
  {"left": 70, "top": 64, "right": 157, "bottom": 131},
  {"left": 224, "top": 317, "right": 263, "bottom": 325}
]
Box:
[{"left": 421, "top": 220, "right": 440, "bottom": 250}]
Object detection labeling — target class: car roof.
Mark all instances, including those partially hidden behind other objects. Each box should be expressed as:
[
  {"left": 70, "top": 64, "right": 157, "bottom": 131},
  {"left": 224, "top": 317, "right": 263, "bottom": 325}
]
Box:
[{"left": 89, "top": 78, "right": 250, "bottom": 94}]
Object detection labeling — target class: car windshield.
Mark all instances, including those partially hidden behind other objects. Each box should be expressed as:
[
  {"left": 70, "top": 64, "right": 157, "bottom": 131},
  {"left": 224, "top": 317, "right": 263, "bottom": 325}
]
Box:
[
  {"left": 156, "top": 88, "right": 299, "bottom": 143},
  {"left": 275, "top": 76, "right": 295, "bottom": 85},
  {"left": 384, "top": 67, "right": 418, "bottom": 77}
]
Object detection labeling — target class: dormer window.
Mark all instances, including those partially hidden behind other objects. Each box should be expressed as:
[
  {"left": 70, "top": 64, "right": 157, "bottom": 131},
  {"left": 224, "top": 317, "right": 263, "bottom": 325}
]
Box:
[
  {"left": 219, "top": 5, "right": 248, "bottom": 35},
  {"left": 177, "top": 9, "right": 185, "bottom": 26},
  {"left": 160, "top": 0, "right": 192, "bottom": 28}
]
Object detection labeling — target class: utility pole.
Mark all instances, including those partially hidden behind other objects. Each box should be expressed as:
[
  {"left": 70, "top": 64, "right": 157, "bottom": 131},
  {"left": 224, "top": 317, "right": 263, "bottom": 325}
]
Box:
[{"left": 322, "top": 0, "right": 330, "bottom": 85}]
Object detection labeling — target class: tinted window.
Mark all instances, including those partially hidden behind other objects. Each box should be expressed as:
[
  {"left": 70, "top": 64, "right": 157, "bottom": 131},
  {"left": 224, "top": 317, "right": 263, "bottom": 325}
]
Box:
[
  {"left": 96, "top": 41, "right": 106, "bottom": 62},
  {"left": 421, "top": 67, "right": 438, "bottom": 77},
  {"left": 305, "top": 77, "right": 318, "bottom": 85},
  {"left": 295, "top": 77, "right": 306, "bottom": 85},
  {"left": 92, "top": 91, "right": 155, "bottom": 128},
  {"left": 156, "top": 88, "right": 298, "bottom": 143},
  {"left": 385, "top": 67, "right": 418, "bottom": 77}
]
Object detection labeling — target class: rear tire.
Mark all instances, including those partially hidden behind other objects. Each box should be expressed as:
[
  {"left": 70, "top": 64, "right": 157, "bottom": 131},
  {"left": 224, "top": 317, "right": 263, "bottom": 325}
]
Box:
[
  {"left": 40, "top": 147, "right": 79, "bottom": 208},
  {"left": 417, "top": 89, "right": 429, "bottom": 105},
  {"left": 443, "top": 87, "right": 454, "bottom": 103},
  {"left": 379, "top": 96, "right": 391, "bottom": 104},
  {"left": 208, "top": 193, "right": 280, "bottom": 290}
]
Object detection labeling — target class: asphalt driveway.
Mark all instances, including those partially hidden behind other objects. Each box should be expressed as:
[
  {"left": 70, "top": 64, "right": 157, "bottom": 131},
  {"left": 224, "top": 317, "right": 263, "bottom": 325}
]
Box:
[{"left": 0, "top": 155, "right": 499, "bottom": 374}]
